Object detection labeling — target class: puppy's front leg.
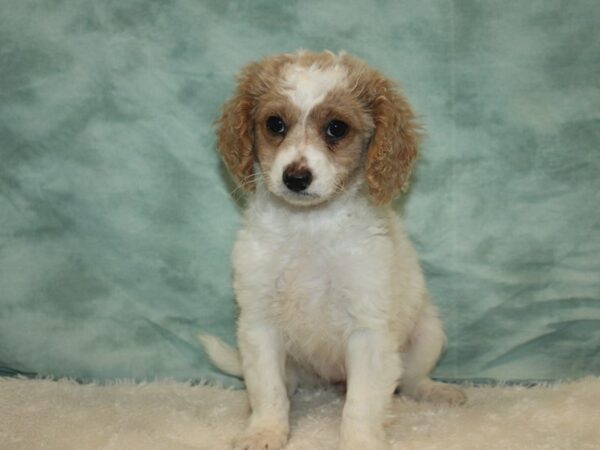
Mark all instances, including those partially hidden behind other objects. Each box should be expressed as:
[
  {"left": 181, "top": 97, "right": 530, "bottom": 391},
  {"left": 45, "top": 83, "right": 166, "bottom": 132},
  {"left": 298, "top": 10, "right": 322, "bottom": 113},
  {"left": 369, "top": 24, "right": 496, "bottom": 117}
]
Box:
[
  {"left": 339, "top": 330, "right": 400, "bottom": 450},
  {"left": 234, "top": 322, "right": 289, "bottom": 450}
]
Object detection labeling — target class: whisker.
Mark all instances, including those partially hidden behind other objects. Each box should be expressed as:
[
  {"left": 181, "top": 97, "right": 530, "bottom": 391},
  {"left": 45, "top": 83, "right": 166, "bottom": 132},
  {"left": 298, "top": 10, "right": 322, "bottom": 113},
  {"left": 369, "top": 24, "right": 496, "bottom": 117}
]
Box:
[
  {"left": 261, "top": 171, "right": 273, "bottom": 186},
  {"left": 333, "top": 178, "right": 346, "bottom": 194},
  {"left": 229, "top": 173, "right": 261, "bottom": 198}
]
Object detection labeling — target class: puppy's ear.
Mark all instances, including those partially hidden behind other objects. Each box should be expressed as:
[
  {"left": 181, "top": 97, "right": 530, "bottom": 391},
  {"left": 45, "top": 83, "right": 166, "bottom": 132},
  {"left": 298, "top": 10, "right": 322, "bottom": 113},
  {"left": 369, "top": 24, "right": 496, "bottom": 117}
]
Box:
[
  {"left": 363, "top": 75, "right": 421, "bottom": 204},
  {"left": 216, "top": 62, "right": 262, "bottom": 191}
]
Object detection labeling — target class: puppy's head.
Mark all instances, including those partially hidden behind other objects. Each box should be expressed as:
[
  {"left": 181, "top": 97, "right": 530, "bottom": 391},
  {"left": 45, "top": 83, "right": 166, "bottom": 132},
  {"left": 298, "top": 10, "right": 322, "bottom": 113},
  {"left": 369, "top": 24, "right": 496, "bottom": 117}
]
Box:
[{"left": 217, "top": 51, "right": 420, "bottom": 206}]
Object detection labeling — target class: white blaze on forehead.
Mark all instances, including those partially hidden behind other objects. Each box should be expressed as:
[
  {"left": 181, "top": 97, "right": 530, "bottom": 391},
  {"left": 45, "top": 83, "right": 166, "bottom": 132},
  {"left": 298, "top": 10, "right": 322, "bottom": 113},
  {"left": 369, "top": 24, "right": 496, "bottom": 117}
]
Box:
[{"left": 281, "top": 62, "right": 348, "bottom": 116}]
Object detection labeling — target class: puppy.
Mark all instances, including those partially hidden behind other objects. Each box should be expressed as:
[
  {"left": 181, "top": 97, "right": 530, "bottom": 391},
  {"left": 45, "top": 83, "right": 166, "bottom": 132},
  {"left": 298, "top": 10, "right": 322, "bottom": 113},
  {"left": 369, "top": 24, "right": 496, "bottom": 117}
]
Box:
[{"left": 199, "top": 50, "right": 466, "bottom": 450}]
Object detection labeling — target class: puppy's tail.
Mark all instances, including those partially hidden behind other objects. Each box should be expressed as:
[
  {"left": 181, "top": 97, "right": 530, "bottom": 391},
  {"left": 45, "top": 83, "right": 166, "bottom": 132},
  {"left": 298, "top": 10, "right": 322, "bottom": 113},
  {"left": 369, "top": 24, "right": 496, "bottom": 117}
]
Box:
[{"left": 197, "top": 333, "right": 243, "bottom": 378}]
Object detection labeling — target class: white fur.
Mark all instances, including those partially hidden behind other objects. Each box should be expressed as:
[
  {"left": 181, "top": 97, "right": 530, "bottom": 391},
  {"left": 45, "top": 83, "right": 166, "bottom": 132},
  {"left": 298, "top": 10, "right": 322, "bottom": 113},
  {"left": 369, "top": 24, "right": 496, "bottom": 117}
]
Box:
[
  {"left": 201, "top": 59, "right": 465, "bottom": 450},
  {"left": 281, "top": 60, "right": 348, "bottom": 120},
  {"left": 202, "top": 182, "right": 465, "bottom": 450}
]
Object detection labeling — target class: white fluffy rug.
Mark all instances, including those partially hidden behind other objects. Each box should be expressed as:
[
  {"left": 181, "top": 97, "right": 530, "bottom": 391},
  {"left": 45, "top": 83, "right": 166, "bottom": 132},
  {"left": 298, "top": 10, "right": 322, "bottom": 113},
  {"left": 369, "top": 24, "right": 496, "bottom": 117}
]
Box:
[{"left": 1, "top": 377, "right": 599, "bottom": 449}]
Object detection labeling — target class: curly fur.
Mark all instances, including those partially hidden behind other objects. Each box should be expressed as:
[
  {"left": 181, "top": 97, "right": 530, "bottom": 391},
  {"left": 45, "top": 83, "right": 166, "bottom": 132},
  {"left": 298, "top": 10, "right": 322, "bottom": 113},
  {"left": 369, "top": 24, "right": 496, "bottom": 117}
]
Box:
[{"left": 205, "top": 51, "right": 464, "bottom": 450}]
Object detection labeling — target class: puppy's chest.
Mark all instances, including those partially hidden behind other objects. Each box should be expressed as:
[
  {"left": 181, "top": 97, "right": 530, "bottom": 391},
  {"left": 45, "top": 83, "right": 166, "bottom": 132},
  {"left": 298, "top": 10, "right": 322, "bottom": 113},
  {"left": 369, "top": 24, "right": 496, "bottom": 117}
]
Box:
[
  {"left": 265, "top": 238, "right": 353, "bottom": 372},
  {"left": 271, "top": 242, "right": 351, "bottom": 321},
  {"left": 268, "top": 239, "right": 349, "bottom": 326}
]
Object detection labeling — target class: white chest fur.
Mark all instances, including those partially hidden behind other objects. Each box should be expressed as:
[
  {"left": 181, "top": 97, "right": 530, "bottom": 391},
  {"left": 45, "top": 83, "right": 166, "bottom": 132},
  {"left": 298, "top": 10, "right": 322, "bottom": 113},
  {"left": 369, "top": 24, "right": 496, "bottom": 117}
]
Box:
[{"left": 231, "top": 188, "right": 422, "bottom": 380}]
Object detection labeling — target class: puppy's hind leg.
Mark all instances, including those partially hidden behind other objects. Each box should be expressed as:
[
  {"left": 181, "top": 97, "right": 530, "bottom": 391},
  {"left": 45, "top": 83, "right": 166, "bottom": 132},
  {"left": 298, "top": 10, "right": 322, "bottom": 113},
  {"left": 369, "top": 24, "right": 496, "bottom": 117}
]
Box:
[{"left": 400, "top": 304, "right": 466, "bottom": 406}]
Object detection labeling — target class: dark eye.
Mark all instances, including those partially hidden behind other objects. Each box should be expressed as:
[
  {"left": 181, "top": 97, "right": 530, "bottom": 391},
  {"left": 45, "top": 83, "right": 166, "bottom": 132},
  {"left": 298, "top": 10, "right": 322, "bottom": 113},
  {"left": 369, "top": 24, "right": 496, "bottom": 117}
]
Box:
[
  {"left": 266, "top": 116, "right": 286, "bottom": 135},
  {"left": 325, "top": 120, "right": 348, "bottom": 139}
]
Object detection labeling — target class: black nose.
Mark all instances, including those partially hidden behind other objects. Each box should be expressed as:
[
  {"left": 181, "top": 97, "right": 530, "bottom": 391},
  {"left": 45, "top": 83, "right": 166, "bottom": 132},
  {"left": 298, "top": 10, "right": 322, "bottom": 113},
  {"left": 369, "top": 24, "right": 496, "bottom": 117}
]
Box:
[{"left": 283, "top": 166, "right": 313, "bottom": 192}]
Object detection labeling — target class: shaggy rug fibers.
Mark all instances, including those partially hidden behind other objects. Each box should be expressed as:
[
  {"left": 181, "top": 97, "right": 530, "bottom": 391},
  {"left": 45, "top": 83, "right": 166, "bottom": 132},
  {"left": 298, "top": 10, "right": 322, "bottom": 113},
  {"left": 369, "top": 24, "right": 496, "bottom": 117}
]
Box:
[{"left": 1, "top": 377, "right": 599, "bottom": 450}]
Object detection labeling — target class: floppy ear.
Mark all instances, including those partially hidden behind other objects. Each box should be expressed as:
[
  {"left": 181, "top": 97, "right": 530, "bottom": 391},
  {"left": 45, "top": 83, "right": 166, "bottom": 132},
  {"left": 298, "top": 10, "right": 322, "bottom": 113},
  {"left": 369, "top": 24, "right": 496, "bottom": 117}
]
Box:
[
  {"left": 216, "top": 62, "right": 262, "bottom": 191},
  {"left": 364, "top": 76, "right": 421, "bottom": 204}
]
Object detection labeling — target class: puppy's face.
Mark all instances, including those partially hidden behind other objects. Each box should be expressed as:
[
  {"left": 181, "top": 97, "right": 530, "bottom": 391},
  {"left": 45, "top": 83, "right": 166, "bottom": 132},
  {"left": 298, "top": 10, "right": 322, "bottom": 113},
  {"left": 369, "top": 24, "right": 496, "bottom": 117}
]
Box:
[
  {"left": 217, "top": 52, "right": 420, "bottom": 205},
  {"left": 254, "top": 63, "right": 373, "bottom": 206}
]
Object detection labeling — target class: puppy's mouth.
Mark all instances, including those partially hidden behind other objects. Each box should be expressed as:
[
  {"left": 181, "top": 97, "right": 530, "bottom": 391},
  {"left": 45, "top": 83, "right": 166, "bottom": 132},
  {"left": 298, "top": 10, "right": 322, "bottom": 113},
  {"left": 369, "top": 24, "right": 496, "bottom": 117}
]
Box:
[
  {"left": 285, "top": 190, "right": 319, "bottom": 198},
  {"left": 280, "top": 189, "right": 324, "bottom": 206}
]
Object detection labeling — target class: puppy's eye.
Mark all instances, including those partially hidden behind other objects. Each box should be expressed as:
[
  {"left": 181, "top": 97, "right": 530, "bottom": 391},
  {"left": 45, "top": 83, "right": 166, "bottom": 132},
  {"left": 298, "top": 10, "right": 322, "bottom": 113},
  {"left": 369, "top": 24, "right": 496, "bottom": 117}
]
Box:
[
  {"left": 325, "top": 120, "right": 348, "bottom": 139},
  {"left": 266, "top": 116, "right": 286, "bottom": 135}
]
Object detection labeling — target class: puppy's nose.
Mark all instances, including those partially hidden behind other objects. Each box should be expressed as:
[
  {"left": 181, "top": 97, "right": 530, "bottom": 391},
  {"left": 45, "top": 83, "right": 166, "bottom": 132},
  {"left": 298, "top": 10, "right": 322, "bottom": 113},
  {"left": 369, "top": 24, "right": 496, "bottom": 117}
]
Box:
[{"left": 283, "top": 165, "right": 312, "bottom": 192}]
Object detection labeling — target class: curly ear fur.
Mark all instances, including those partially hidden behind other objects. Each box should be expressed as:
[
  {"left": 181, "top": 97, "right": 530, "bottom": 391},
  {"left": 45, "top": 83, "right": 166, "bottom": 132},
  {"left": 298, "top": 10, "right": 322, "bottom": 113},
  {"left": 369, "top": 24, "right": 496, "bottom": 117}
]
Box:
[
  {"left": 346, "top": 59, "right": 421, "bottom": 205},
  {"left": 216, "top": 62, "right": 261, "bottom": 191},
  {"left": 366, "top": 80, "right": 420, "bottom": 204},
  {"left": 217, "top": 55, "right": 293, "bottom": 191}
]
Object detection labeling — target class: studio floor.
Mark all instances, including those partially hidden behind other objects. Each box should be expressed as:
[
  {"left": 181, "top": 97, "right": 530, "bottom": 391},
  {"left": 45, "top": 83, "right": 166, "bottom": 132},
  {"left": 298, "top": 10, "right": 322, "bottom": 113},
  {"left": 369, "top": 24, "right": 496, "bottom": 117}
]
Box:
[{"left": 2, "top": 376, "right": 599, "bottom": 449}]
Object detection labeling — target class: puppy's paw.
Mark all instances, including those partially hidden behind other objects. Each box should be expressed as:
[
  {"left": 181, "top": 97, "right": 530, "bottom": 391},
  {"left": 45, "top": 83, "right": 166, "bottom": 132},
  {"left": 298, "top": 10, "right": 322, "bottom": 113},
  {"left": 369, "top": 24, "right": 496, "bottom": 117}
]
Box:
[
  {"left": 417, "top": 380, "right": 467, "bottom": 406},
  {"left": 232, "top": 425, "right": 289, "bottom": 450}
]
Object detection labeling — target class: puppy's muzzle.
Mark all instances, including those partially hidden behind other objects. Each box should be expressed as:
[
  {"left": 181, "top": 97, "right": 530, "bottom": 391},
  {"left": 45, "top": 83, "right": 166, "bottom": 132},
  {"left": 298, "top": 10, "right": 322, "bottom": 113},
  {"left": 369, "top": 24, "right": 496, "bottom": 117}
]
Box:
[{"left": 283, "top": 163, "right": 312, "bottom": 192}]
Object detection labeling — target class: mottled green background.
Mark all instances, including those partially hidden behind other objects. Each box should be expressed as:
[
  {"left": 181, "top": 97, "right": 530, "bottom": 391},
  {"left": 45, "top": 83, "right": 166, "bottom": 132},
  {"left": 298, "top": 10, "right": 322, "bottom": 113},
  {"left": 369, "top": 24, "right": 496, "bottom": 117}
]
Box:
[{"left": 1, "top": 0, "right": 599, "bottom": 385}]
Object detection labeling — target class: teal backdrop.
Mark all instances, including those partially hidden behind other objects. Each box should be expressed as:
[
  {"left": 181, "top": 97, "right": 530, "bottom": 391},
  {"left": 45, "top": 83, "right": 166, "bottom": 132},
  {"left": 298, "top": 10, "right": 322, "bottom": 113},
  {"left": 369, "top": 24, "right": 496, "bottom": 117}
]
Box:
[{"left": 1, "top": 0, "right": 599, "bottom": 385}]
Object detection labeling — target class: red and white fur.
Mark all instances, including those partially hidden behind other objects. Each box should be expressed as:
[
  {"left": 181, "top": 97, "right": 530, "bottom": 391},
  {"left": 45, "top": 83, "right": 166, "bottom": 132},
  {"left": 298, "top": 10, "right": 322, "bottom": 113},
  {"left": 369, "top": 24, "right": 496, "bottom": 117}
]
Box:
[{"left": 199, "top": 51, "right": 466, "bottom": 450}]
